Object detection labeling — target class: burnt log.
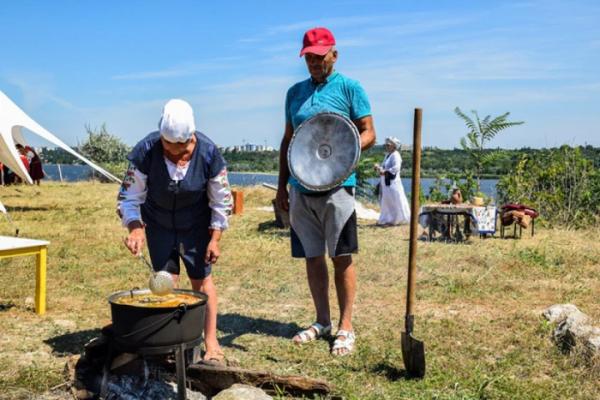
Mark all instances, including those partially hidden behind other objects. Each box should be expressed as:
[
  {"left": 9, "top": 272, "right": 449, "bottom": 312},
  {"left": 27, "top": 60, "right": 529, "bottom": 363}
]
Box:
[{"left": 165, "top": 362, "right": 332, "bottom": 398}]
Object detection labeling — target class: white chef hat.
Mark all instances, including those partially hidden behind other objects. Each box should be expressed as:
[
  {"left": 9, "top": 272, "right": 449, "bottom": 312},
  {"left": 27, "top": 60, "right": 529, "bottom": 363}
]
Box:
[{"left": 158, "top": 99, "right": 196, "bottom": 143}]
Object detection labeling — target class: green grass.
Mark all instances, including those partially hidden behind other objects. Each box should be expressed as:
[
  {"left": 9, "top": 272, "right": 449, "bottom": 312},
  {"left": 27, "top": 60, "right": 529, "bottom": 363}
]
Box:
[{"left": 0, "top": 182, "right": 599, "bottom": 399}]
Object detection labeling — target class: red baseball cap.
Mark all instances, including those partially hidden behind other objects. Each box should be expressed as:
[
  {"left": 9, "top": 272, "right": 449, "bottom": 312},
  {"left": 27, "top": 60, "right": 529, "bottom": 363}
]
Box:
[{"left": 299, "top": 27, "right": 336, "bottom": 57}]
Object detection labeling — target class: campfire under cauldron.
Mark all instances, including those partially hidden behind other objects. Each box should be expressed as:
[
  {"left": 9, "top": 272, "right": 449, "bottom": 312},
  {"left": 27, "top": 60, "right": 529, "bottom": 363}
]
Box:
[
  {"left": 104, "top": 288, "right": 207, "bottom": 400},
  {"left": 65, "top": 288, "right": 333, "bottom": 399}
]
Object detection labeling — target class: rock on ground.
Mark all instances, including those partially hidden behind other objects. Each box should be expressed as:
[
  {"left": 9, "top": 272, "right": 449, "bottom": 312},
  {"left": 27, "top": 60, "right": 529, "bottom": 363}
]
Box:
[
  {"left": 543, "top": 304, "right": 581, "bottom": 324},
  {"left": 213, "top": 384, "right": 272, "bottom": 400},
  {"left": 584, "top": 331, "right": 600, "bottom": 355},
  {"left": 543, "top": 303, "right": 600, "bottom": 359}
]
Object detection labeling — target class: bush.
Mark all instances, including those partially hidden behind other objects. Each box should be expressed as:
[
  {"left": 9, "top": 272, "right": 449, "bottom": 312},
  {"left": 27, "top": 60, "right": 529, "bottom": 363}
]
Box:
[
  {"left": 79, "top": 124, "right": 131, "bottom": 180},
  {"left": 497, "top": 146, "right": 600, "bottom": 228},
  {"left": 356, "top": 154, "right": 379, "bottom": 199},
  {"left": 223, "top": 150, "right": 279, "bottom": 172}
]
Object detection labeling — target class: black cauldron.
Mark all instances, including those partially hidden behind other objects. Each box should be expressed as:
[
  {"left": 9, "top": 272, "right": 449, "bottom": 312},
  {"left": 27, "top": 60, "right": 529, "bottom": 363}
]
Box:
[{"left": 108, "top": 288, "right": 207, "bottom": 349}]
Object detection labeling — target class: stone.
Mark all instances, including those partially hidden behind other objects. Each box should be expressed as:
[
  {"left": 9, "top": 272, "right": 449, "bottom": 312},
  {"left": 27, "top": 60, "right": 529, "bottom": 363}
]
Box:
[
  {"left": 584, "top": 334, "right": 600, "bottom": 357},
  {"left": 544, "top": 304, "right": 600, "bottom": 361},
  {"left": 213, "top": 384, "right": 272, "bottom": 400},
  {"left": 542, "top": 304, "right": 581, "bottom": 324},
  {"left": 560, "top": 309, "right": 589, "bottom": 328},
  {"left": 553, "top": 311, "right": 592, "bottom": 352}
]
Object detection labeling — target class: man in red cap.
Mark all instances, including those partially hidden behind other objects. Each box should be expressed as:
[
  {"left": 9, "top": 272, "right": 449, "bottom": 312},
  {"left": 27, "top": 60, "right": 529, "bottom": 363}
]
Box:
[{"left": 276, "top": 27, "right": 376, "bottom": 356}]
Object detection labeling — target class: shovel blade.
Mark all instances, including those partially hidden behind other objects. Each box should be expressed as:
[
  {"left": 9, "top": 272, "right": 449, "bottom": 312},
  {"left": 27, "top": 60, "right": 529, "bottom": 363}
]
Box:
[{"left": 401, "top": 332, "right": 426, "bottom": 378}]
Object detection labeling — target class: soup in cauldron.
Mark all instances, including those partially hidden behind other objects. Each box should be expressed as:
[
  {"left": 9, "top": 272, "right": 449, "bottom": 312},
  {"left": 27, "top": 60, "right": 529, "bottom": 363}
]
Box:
[{"left": 114, "top": 292, "right": 200, "bottom": 308}]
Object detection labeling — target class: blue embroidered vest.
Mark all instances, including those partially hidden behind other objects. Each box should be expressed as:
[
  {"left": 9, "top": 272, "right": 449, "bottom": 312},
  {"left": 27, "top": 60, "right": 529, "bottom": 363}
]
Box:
[{"left": 127, "top": 131, "right": 225, "bottom": 231}]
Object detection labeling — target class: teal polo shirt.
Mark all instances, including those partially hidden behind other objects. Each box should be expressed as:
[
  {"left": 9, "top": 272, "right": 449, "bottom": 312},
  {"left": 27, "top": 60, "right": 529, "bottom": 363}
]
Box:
[{"left": 285, "top": 71, "right": 371, "bottom": 191}]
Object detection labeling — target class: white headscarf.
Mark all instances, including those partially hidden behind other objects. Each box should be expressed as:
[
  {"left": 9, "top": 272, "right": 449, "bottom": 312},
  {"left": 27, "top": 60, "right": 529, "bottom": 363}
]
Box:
[
  {"left": 385, "top": 136, "right": 401, "bottom": 150},
  {"left": 158, "top": 99, "right": 196, "bottom": 143}
]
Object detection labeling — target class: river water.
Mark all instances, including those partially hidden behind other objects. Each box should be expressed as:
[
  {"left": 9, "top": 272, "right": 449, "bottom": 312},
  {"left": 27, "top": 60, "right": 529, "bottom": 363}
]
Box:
[{"left": 43, "top": 164, "right": 498, "bottom": 198}]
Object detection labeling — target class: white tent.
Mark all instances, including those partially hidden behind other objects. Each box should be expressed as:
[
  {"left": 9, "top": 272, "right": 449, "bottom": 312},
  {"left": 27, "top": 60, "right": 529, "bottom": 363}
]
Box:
[{"left": 0, "top": 90, "right": 120, "bottom": 183}]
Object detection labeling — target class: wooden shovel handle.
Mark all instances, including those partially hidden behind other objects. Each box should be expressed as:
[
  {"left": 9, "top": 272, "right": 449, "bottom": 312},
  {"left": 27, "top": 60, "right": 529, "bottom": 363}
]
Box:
[{"left": 406, "top": 108, "right": 422, "bottom": 318}]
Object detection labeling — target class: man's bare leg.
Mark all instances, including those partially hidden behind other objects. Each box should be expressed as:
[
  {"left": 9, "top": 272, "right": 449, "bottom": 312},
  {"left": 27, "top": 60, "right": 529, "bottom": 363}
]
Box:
[
  {"left": 331, "top": 255, "right": 356, "bottom": 355},
  {"left": 293, "top": 255, "right": 331, "bottom": 343}
]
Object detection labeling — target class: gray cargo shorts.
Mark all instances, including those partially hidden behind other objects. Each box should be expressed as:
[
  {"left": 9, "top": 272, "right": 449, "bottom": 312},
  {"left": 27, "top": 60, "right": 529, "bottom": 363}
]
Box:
[{"left": 289, "top": 185, "right": 358, "bottom": 258}]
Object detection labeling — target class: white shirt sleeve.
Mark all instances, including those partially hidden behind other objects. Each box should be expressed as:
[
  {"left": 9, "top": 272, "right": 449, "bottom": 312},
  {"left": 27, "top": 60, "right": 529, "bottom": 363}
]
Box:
[
  {"left": 117, "top": 162, "right": 232, "bottom": 230},
  {"left": 383, "top": 151, "right": 401, "bottom": 175},
  {"left": 116, "top": 163, "right": 148, "bottom": 227},
  {"left": 207, "top": 167, "right": 232, "bottom": 230}
]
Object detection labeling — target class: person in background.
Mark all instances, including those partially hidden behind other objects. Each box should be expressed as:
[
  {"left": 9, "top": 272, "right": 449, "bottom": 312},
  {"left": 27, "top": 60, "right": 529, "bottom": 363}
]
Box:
[
  {"left": 14, "top": 145, "right": 30, "bottom": 184},
  {"left": 117, "top": 99, "right": 232, "bottom": 365},
  {"left": 444, "top": 186, "right": 463, "bottom": 205},
  {"left": 276, "top": 27, "right": 376, "bottom": 356},
  {"left": 374, "top": 136, "right": 410, "bottom": 226},
  {"left": 16, "top": 144, "right": 44, "bottom": 185},
  {"left": 0, "top": 164, "right": 16, "bottom": 185}
]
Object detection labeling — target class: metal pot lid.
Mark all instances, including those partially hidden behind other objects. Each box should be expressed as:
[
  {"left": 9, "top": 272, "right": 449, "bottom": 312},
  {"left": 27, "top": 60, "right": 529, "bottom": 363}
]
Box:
[{"left": 288, "top": 112, "right": 361, "bottom": 191}]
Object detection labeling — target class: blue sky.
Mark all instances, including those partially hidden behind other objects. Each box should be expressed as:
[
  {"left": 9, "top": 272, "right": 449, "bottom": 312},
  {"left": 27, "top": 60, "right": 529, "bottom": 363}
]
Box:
[{"left": 1, "top": 0, "right": 599, "bottom": 149}]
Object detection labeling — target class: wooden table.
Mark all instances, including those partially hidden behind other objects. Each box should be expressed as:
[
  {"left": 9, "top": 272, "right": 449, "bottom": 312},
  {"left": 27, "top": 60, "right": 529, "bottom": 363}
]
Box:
[
  {"left": 419, "top": 204, "right": 497, "bottom": 242},
  {"left": 0, "top": 236, "right": 50, "bottom": 315}
]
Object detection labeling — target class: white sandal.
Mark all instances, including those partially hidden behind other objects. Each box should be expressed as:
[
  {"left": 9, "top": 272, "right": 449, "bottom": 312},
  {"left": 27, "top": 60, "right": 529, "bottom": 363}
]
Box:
[
  {"left": 332, "top": 330, "right": 355, "bottom": 356},
  {"left": 293, "top": 322, "right": 332, "bottom": 344}
]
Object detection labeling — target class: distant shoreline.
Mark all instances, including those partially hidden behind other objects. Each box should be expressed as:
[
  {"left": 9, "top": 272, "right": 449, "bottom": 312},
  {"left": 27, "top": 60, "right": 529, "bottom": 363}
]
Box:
[
  {"left": 43, "top": 164, "right": 502, "bottom": 180},
  {"left": 227, "top": 170, "right": 277, "bottom": 175},
  {"left": 40, "top": 146, "right": 600, "bottom": 180}
]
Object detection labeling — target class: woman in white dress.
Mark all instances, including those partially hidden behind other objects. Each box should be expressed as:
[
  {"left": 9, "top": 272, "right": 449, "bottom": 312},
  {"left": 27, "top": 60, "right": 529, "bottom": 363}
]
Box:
[{"left": 375, "top": 137, "right": 411, "bottom": 226}]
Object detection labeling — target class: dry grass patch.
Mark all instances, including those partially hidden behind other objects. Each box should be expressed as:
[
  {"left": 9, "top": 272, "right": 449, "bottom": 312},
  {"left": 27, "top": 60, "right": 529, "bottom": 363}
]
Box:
[{"left": 0, "top": 182, "right": 599, "bottom": 399}]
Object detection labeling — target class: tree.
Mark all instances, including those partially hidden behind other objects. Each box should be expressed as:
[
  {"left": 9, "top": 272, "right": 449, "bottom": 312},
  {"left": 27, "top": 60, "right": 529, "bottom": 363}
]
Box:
[
  {"left": 355, "top": 153, "right": 380, "bottom": 199},
  {"left": 497, "top": 146, "right": 600, "bottom": 228},
  {"left": 455, "top": 107, "right": 524, "bottom": 191},
  {"left": 79, "top": 124, "right": 130, "bottom": 179}
]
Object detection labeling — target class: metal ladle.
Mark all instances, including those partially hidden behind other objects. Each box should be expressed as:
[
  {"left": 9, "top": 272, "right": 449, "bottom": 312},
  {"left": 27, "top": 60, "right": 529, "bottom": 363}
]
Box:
[{"left": 139, "top": 252, "right": 174, "bottom": 296}]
